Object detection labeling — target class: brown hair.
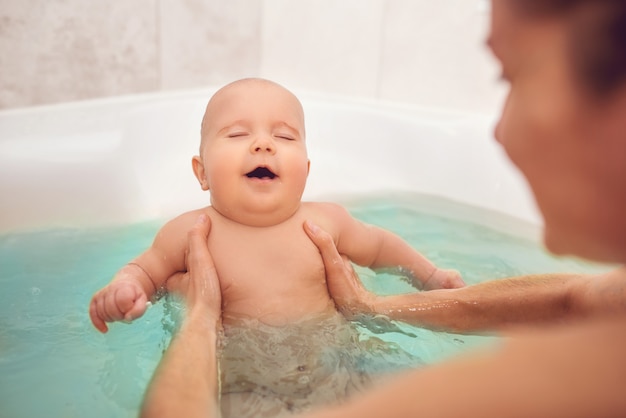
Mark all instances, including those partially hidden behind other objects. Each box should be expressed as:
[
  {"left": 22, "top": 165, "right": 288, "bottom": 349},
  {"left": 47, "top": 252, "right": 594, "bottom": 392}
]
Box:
[{"left": 512, "top": 0, "right": 626, "bottom": 96}]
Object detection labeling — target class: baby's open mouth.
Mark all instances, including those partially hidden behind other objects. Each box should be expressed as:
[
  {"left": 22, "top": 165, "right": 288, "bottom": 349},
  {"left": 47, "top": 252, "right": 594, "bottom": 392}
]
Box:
[{"left": 245, "top": 166, "right": 277, "bottom": 180}]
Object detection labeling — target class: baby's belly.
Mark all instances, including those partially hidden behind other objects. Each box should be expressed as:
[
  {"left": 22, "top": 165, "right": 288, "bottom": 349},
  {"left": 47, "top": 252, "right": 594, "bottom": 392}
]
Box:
[{"left": 222, "top": 291, "right": 337, "bottom": 326}]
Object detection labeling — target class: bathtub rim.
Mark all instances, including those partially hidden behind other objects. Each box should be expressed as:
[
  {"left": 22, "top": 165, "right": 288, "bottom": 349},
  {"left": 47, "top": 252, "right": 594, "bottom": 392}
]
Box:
[{"left": 0, "top": 86, "right": 542, "bottom": 237}]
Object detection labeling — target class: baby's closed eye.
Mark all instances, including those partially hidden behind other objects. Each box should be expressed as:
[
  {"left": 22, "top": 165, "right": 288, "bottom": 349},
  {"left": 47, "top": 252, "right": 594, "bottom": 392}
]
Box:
[
  {"left": 274, "top": 133, "right": 295, "bottom": 141},
  {"left": 227, "top": 132, "right": 249, "bottom": 138}
]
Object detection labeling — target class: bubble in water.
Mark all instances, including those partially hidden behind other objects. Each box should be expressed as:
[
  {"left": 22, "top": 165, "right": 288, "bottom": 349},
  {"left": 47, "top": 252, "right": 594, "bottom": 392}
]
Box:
[{"left": 30, "top": 286, "right": 41, "bottom": 295}]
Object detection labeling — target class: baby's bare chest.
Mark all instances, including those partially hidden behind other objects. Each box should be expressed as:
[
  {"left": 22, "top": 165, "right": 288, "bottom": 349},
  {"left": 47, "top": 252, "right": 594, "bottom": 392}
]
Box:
[{"left": 207, "top": 220, "right": 326, "bottom": 293}]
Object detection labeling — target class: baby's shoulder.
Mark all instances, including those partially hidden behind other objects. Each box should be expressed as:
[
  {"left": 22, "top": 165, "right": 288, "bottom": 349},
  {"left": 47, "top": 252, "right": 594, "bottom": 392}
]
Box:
[
  {"left": 300, "top": 201, "right": 353, "bottom": 226},
  {"left": 149, "top": 207, "right": 211, "bottom": 253},
  {"left": 159, "top": 206, "right": 212, "bottom": 234},
  {"left": 302, "top": 201, "right": 349, "bottom": 215}
]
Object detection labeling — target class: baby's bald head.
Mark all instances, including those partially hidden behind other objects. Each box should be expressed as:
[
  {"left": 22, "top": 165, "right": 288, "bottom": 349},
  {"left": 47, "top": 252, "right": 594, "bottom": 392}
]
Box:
[{"left": 199, "top": 78, "right": 305, "bottom": 152}]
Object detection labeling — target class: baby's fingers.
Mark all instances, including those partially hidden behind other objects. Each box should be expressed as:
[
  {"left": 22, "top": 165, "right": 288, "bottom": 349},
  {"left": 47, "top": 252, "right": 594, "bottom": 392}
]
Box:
[
  {"left": 123, "top": 292, "right": 148, "bottom": 322},
  {"left": 425, "top": 269, "right": 465, "bottom": 290},
  {"left": 112, "top": 285, "right": 149, "bottom": 322},
  {"left": 89, "top": 297, "right": 109, "bottom": 333},
  {"left": 95, "top": 287, "right": 134, "bottom": 325},
  {"left": 448, "top": 270, "right": 465, "bottom": 288},
  {"left": 114, "top": 286, "right": 139, "bottom": 314}
]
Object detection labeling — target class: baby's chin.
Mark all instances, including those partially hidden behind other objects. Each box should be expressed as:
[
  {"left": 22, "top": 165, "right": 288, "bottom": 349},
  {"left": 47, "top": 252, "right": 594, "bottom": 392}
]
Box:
[{"left": 212, "top": 201, "right": 302, "bottom": 227}]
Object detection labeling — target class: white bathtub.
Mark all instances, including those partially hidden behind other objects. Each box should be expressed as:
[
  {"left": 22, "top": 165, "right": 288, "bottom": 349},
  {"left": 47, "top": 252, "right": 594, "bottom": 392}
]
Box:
[
  {"left": 0, "top": 88, "right": 540, "bottom": 235},
  {"left": 0, "top": 88, "right": 589, "bottom": 418}
]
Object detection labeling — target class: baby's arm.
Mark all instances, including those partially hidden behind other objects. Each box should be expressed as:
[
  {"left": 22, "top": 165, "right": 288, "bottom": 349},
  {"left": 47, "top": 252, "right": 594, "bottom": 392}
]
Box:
[
  {"left": 325, "top": 203, "right": 464, "bottom": 290},
  {"left": 89, "top": 212, "right": 199, "bottom": 332}
]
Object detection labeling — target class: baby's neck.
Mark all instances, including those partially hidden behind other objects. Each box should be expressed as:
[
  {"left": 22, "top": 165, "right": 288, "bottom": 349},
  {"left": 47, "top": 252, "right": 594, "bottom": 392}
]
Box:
[{"left": 210, "top": 203, "right": 302, "bottom": 227}]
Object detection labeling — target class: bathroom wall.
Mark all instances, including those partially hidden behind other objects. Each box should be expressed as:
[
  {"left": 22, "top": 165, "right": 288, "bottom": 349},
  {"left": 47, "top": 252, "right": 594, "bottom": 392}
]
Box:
[{"left": 0, "top": 0, "right": 505, "bottom": 114}]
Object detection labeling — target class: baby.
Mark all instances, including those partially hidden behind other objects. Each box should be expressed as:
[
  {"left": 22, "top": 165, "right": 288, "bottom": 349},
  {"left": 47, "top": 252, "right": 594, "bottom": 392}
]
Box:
[
  {"left": 89, "top": 77, "right": 463, "bottom": 415},
  {"left": 89, "top": 78, "right": 463, "bottom": 332}
]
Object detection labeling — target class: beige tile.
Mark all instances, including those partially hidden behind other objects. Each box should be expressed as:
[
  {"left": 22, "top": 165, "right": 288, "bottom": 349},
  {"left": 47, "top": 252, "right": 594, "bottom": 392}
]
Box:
[
  {"left": 159, "top": 0, "right": 263, "bottom": 90},
  {"left": 379, "top": 0, "right": 505, "bottom": 113},
  {"left": 260, "top": 0, "right": 384, "bottom": 97},
  {"left": 0, "top": 0, "right": 507, "bottom": 112},
  {"left": 0, "top": 0, "right": 158, "bottom": 109}
]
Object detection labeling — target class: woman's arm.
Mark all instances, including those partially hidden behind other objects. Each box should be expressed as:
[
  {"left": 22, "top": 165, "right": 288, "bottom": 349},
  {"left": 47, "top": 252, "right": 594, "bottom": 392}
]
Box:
[
  {"left": 140, "top": 215, "right": 222, "bottom": 418},
  {"left": 370, "top": 273, "right": 587, "bottom": 333},
  {"left": 299, "top": 315, "right": 626, "bottom": 418},
  {"left": 304, "top": 220, "right": 622, "bottom": 333}
]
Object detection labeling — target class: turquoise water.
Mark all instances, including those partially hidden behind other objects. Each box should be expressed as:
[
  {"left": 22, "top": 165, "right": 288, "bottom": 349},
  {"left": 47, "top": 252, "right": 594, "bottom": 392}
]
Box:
[{"left": 0, "top": 194, "right": 606, "bottom": 417}]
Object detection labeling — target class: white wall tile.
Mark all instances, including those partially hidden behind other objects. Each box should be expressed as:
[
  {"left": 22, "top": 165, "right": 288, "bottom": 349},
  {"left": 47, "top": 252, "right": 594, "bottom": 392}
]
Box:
[
  {"left": 260, "top": 0, "right": 384, "bottom": 98},
  {"left": 379, "top": 0, "right": 505, "bottom": 113},
  {"left": 0, "top": 0, "right": 158, "bottom": 108},
  {"left": 159, "top": 0, "right": 263, "bottom": 90},
  {"left": 0, "top": 0, "right": 506, "bottom": 114}
]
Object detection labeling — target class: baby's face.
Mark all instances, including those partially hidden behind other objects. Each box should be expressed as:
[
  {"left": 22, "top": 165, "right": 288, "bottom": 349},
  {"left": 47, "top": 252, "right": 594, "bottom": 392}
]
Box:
[{"left": 194, "top": 80, "right": 310, "bottom": 226}]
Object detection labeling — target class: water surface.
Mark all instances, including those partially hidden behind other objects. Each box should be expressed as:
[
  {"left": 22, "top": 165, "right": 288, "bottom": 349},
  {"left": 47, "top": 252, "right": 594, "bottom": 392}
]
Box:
[{"left": 0, "top": 194, "right": 606, "bottom": 417}]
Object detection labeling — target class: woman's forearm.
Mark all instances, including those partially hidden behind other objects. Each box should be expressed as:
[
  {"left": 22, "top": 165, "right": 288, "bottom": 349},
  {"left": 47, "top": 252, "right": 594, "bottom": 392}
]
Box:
[
  {"left": 372, "top": 273, "right": 589, "bottom": 333},
  {"left": 300, "top": 315, "right": 626, "bottom": 418},
  {"left": 140, "top": 308, "right": 221, "bottom": 418}
]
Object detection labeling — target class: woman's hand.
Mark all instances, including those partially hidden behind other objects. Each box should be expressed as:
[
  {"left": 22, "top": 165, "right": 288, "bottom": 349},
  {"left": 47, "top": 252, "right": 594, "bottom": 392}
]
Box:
[
  {"left": 304, "top": 220, "right": 377, "bottom": 319},
  {"left": 166, "top": 215, "right": 222, "bottom": 321},
  {"left": 140, "top": 214, "right": 222, "bottom": 418}
]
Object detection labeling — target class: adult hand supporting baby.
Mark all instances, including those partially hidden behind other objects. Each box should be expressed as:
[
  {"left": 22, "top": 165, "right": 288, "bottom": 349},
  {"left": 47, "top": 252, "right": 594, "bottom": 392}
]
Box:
[
  {"left": 141, "top": 214, "right": 221, "bottom": 418},
  {"left": 165, "top": 214, "right": 222, "bottom": 319},
  {"left": 304, "top": 220, "right": 625, "bottom": 335},
  {"left": 304, "top": 220, "right": 377, "bottom": 319}
]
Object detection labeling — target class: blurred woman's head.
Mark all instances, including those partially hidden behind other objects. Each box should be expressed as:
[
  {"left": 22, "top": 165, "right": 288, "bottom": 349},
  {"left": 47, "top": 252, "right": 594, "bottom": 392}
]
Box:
[
  {"left": 510, "top": 0, "right": 626, "bottom": 95},
  {"left": 488, "top": 0, "right": 626, "bottom": 263}
]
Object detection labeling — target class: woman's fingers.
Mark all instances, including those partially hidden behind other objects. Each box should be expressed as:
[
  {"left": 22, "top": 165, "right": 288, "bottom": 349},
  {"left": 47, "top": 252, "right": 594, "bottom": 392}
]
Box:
[
  {"left": 304, "top": 220, "right": 374, "bottom": 317},
  {"left": 186, "top": 215, "right": 222, "bottom": 316},
  {"left": 303, "top": 220, "right": 349, "bottom": 276},
  {"left": 187, "top": 215, "right": 214, "bottom": 277}
]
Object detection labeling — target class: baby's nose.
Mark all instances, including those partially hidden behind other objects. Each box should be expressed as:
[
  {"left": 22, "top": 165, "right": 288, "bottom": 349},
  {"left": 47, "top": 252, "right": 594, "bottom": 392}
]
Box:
[{"left": 250, "top": 136, "right": 276, "bottom": 154}]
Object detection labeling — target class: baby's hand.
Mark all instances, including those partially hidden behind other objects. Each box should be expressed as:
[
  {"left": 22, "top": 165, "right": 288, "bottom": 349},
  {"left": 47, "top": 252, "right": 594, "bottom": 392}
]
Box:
[
  {"left": 423, "top": 268, "right": 465, "bottom": 290},
  {"left": 89, "top": 279, "right": 149, "bottom": 333}
]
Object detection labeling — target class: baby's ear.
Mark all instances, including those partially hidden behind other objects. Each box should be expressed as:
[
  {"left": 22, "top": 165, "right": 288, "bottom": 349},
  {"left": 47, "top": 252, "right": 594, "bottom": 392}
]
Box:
[{"left": 191, "top": 156, "right": 210, "bottom": 191}]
